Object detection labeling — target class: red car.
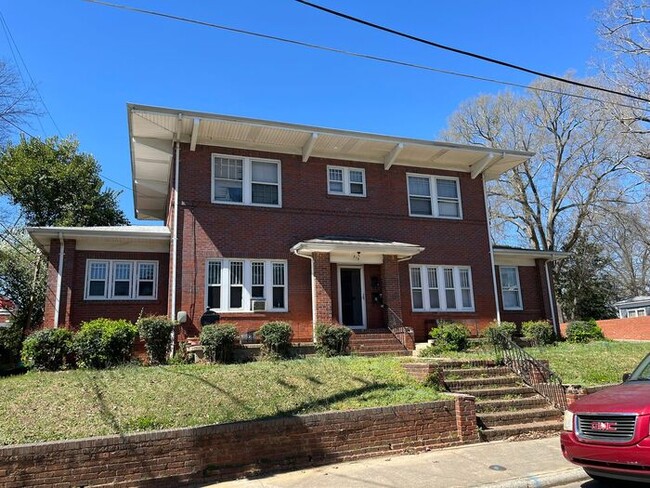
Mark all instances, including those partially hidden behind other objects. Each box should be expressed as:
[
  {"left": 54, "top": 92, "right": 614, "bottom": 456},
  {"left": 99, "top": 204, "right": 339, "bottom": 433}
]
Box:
[{"left": 561, "top": 352, "right": 650, "bottom": 484}]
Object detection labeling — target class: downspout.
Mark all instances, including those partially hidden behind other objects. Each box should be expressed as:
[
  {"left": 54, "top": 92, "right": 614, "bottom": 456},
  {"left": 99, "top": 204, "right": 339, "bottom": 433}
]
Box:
[
  {"left": 170, "top": 141, "right": 180, "bottom": 353},
  {"left": 545, "top": 258, "right": 559, "bottom": 337},
  {"left": 292, "top": 249, "right": 317, "bottom": 342},
  {"left": 482, "top": 178, "right": 501, "bottom": 324},
  {"left": 53, "top": 233, "right": 64, "bottom": 328}
]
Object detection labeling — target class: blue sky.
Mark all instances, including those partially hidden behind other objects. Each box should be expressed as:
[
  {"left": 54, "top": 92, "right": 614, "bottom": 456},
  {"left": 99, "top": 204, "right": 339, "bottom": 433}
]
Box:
[{"left": 1, "top": 0, "right": 606, "bottom": 223}]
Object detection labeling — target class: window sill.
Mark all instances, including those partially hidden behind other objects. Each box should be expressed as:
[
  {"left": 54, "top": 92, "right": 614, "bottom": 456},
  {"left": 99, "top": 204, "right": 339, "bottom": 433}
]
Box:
[
  {"left": 211, "top": 310, "right": 288, "bottom": 317},
  {"left": 503, "top": 307, "right": 524, "bottom": 311},
  {"left": 412, "top": 309, "right": 475, "bottom": 313},
  {"left": 84, "top": 298, "right": 160, "bottom": 302},
  {"left": 408, "top": 214, "right": 463, "bottom": 220},
  {"left": 211, "top": 200, "right": 282, "bottom": 209}
]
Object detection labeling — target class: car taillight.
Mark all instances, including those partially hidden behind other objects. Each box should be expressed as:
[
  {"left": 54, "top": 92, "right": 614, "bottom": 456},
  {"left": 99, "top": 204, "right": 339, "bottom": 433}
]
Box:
[{"left": 563, "top": 410, "right": 575, "bottom": 431}]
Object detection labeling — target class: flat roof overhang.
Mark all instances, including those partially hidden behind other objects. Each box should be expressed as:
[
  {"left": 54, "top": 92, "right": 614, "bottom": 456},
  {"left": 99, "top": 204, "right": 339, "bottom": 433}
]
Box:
[
  {"left": 291, "top": 238, "right": 424, "bottom": 264},
  {"left": 27, "top": 226, "right": 171, "bottom": 254},
  {"left": 493, "top": 246, "right": 569, "bottom": 267},
  {"left": 128, "top": 104, "right": 535, "bottom": 221}
]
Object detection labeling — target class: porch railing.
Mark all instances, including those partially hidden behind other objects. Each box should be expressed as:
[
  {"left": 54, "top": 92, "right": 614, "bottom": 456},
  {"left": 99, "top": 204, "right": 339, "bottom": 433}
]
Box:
[
  {"left": 382, "top": 304, "right": 414, "bottom": 351},
  {"left": 488, "top": 329, "right": 567, "bottom": 412}
]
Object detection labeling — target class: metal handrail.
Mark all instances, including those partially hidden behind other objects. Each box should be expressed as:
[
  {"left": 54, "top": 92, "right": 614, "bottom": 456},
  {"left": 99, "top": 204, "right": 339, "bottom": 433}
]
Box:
[
  {"left": 382, "top": 304, "right": 413, "bottom": 350},
  {"left": 488, "top": 329, "right": 567, "bottom": 411}
]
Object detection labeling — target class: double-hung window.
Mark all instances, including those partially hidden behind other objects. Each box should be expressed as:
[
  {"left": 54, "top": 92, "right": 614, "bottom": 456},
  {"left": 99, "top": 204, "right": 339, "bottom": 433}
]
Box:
[
  {"left": 327, "top": 166, "right": 366, "bottom": 197},
  {"left": 85, "top": 259, "right": 158, "bottom": 300},
  {"left": 410, "top": 265, "right": 474, "bottom": 311},
  {"left": 212, "top": 154, "right": 281, "bottom": 207},
  {"left": 407, "top": 174, "right": 461, "bottom": 218},
  {"left": 499, "top": 266, "right": 522, "bottom": 310},
  {"left": 206, "top": 259, "right": 288, "bottom": 312}
]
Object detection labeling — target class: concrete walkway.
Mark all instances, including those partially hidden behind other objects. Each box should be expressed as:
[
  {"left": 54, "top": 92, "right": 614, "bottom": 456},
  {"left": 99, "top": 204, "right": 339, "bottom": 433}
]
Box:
[{"left": 201, "top": 436, "right": 589, "bottom": 488}]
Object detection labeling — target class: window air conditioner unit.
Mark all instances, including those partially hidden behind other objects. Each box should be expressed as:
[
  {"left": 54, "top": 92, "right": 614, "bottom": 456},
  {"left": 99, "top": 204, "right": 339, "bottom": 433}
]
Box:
[{"left": 251, "top": 299, "right": 267, "bottom": 312}]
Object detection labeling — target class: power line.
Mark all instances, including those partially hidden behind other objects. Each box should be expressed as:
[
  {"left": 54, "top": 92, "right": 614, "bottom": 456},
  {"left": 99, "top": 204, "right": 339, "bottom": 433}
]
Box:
[
  {"left": 82, "top": 0, "right": 644, "bottom": 112},
  {"left": 0, "top": 12, "right": 64, "bottom": 137},
  {"left": 295, "top": 0, "right": 650, "bottom": 105}
]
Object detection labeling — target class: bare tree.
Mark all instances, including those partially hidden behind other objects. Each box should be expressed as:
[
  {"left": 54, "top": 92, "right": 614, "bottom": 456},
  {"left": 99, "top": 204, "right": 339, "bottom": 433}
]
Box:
[
  {"left": 0, "top": 60, "right": 37, "bottom": 143},
  {"left": 441, "top": 77, "right": 645, "bottom": 253}
]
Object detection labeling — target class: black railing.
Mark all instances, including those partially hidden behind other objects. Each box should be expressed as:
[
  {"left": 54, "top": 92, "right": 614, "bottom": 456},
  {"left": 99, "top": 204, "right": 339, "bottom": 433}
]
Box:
[
  {"left": 488, "top": 329, "right": 567, "bottom": 411},
  {"left": 382, "top": 304, "right": 414, "bottom": 350}
]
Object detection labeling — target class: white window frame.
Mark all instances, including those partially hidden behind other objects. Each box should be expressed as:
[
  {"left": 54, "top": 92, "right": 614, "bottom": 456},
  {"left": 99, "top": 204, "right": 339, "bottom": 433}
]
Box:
[
  {"left": 499, "top": 266, "right": 523, "bottom": 311},
  {"left": 205, "top": 259, "right": 288, "bottom": 312},
  {"left": 84, "top": 259, "right": 159, "bottom": 300},
  {"left": 409, "top": 265, "right": 474, "bottom": 312},
  {"left": 211, "top": 154, "right": 282, "bottom": 208},
  {"left": 626, "top": 308, "right": 647, "bottom": 318},
  {"left": 327, "top": 165, "right": 366, "bottom": 197},
  {"left": 406, "top": 173, "right": 462, "bottom": 219}
]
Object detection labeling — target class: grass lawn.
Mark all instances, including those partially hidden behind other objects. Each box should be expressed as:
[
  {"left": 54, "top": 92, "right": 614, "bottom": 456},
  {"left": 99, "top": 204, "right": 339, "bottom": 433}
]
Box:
[
  {"left": 0, "top": 356, "right": 444, "bottom": 446},
  {"left": 425, "top": 340, "right": 650, "bottom": 386}
]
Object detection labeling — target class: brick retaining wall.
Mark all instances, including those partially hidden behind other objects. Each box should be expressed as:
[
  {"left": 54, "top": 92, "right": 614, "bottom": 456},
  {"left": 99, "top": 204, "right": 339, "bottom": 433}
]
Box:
[{"left": 0, "top": 397, "right": 477, "bottom": 487}]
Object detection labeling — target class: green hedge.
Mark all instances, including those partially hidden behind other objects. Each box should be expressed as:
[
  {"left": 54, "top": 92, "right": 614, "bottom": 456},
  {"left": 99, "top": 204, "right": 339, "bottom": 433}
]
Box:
[
  {"left": 566, "top": 320, "right": 605, "bottom": 343},
  {"left": 256, "top": 321, "right": 292, "bottom": 359},
  {"left": 522, "top": 320, "right": 555, "bottom": 346},
  {"left": 200, "top": 323, "right": 239, "bottom": 363},
  {"left": 315, "top": 323, "right": 351, "bottom": 357},
  {"left": 428, "top": 322, "right": 469, "bottom": 352},
  {"left": 74, "top": 318, "right": 138, "bottom": 369},
  {"left": 21, "top": 328, "right": 74, "bottom": 371},
  {"left": 137, "top": 315, "right": 175, "bottom": 365}
]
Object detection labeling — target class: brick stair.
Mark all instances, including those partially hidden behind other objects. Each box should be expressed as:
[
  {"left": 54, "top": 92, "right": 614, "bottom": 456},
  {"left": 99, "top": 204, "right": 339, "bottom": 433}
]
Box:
[
  {"left": 439, "top": 360, "right": 563, "bottom": 442},
  {"left": 349, "top": 329, "right": 410, "bottom": 356}
]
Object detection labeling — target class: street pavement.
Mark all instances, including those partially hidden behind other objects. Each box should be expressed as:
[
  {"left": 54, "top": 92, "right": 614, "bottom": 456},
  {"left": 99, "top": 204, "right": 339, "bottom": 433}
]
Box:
[{"left": 201, "top": 436, "right": 591, "bottom": 488}]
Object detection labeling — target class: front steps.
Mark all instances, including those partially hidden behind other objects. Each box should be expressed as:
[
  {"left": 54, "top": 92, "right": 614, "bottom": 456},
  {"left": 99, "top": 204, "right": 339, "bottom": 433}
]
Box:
[
  {"left": 439, "top": 360, "right": 563, "bottom": 441},
  {"left": 349, "top": 329, "right": 410, "bottom": 356}
]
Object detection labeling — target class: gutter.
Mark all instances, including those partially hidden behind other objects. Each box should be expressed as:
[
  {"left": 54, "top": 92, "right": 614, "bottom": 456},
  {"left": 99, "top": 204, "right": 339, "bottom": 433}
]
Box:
[
  {"left": 483, "top": 178, "right": 501, "bottom": 324},
  {"left": 53, "top": 232, "right": 64, "bottom": 328},
  {"left": 292, "top": 249, "right": 317, "bottom": 341},
  {"left": 170, "top": 141, "right": 180, "bottom": 352}
]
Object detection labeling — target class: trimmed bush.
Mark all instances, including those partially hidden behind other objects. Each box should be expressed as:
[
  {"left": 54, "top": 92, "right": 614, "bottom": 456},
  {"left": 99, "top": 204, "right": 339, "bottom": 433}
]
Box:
[
  {"left": 200, "top": 323, "right": 239, "bottom": 363},
  {"left": 483, "top": 320, "right": 517, "bottom": 346},
  {"left": 566, "top": 320, "right": 605, "bottom": 343},
  {"left": 428, "top": 322, "right": 469, "bottom": 352},
  {"left": 137, "top": 315, "right": 175, "bottom": 365},
  {"left": 315, "top": 323, "right": 351, "bottom": 357},
  {"left": 74, "top": 318, "right": 138, "bottom": 369},
  {"left": 256, "top": 321, "right": 292, "bottom": 359},
  {"left": 21, "top": 328, "right": 74, "bottom": 371},
  {"left": 0, "top": 321, "right": 23, "bottom": 368},
  {"left": 522, "top": 320, "right": 555, "bottom": 346}
]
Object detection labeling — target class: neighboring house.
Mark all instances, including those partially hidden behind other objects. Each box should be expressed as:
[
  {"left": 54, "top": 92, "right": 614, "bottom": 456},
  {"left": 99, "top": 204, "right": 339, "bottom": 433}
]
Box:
[
  {"left": 0, "top": 297, "right": 14, "bottom": 328},
  {"left": 613, "top": 296, "right": 650, "bottom": 318},
  {"left": 27, "top": 105, "right": 567, "bottom": 346}
]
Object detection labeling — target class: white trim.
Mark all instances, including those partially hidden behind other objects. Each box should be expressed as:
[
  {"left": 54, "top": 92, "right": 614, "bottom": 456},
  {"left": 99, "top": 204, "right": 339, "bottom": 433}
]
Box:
[
  {"left": 327, "top": 165, "right": 367, "bottom": 197},
  {"left": 84, "top": 259, "right": 159, "bottom": 301},
  {"left": 484, "top": 177, "right": 501, "bottom": 323},
  {"left": 499, "top": 266, "right": 523, "bottom": 311},
  {"left": 211, "top": 153, "right": 282, "bottom": 208},
  {"left": 406, "top": 173, "right": 463, "bottom": 219},
  {"left": 205, "top": 258, "right": 288, "bottom": 313},
  {"left": 409, "top": 265, "right": 475, "bottom": 312},
  {"left": 337, "top": 265, "right": 367, "bottom": 328},
  {"left": 54, "top": 233, "right": 64, "bottom": 328}
]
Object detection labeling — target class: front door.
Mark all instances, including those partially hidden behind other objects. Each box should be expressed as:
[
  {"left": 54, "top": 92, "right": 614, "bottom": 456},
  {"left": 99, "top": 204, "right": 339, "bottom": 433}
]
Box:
[{"left": 338, "top": 266, "right": 366, "bottom": 328}]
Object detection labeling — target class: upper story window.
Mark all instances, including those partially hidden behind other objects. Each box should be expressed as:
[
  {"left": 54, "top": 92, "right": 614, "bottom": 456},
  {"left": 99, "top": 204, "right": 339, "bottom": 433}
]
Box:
[
  {"left": 409, "top": 265, "right": 474, "bottom": 312},
  {"left": 499, "top": 266, "right": 523, "bottom": 310},
  {"left": 327, "top": 166, "right": 366, "bottom": 197},
  {"left": 407, "top": 174, "right": 461, "bottom": 219},
  {"left": 212, "top": 154, "right": 281, "bottom": 207},
  {"left": 85, "top": 259, "right": 158, "bottom": 300},
  {"left": 206, "top": 259, "right": 287, "bottom": 312}
]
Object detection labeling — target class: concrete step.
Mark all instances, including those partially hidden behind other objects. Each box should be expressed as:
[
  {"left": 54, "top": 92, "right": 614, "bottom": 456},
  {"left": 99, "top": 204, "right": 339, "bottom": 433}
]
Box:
[
  {"left": 350, "top": 338, "right": 403, "bottom": 346},
  {"left": 475, "top": 396, "right": 549, "bottom": 413},
  {"left": 479, "top": 420, "right": 563, "bottom": 442},
  {"left": 350, "top": 344, "right": 408, "bottom": 352},
  {"left": 353, "top": 350, "right": 411, "bottom": 357},
  {"left": 443, "top": 367, "right": 512, "bottom": 379},
  {"left": 478, "top": 407, "right": 562, "bottom": 428},
  {"left": 436, "top": 359, "right": 500, "bottom": 369},
  {"left": 445, "top": 375, "right": 521, "bottom": 390},
  {"left": 455, "top": 385, "right": 539, "bottom": 400}
]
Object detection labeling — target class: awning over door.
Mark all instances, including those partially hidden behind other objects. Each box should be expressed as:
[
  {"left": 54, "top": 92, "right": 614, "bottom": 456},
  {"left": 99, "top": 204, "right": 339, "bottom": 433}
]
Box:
[{"left": 291, "top": 236, "right": 424, "bottom": 264}]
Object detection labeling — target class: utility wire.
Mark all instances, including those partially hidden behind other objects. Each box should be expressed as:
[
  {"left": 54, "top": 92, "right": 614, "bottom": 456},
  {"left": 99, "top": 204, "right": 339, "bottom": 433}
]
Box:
[
  {"left": 83, "top": 0, "right": 644, "bottom": 112},
  {"left": 295, "top": 0, "right": 650, "bottom": 105}
]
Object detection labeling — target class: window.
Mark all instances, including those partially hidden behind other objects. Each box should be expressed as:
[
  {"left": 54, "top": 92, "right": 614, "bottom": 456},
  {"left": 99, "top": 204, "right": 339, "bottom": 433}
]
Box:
[
  {"left": 206, "top": 259, "right": 288, "bottom": 312},
  {"left": 626, "top": 308, "right": 647, "bottom": 318},
  {"left": 499, "top": 266, "right": 522, "bottom": 310},
  {"left": 410, "top": 265, "right": 474, "bottom": 311},
  {"left": 407, "top": 174, "right": 461, "bottom": 218},
  {"left": 85, "top": 260, "right": 158, "bottom": 300},
  {"left": 327, "top": 166, "right": 366, "bottom": 197},
  {"left": 212, "top": 154, "right": 281, "bottom": 207}
]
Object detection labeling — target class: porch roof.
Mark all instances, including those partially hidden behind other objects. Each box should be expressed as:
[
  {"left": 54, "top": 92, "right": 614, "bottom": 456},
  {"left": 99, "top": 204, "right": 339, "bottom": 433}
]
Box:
[
  {"left": 128, "top": 104, "right": 534, "bottom": 220},
  {"left": 291, "top": 237, "right": 424, "bottom": 263}
]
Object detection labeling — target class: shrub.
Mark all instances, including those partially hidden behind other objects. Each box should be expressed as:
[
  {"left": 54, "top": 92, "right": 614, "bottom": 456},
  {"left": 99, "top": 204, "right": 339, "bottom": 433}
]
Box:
[
  {"left": 0, "top": 321, "right": 23, "bottom": 368},
  {"left": 315, "top": 323, "right": 351, "bottom": 357},
  {"left": 21, "top": 328, "right": 74, "bottom": 371},
  {"left": 566, "top": 320, "right": 605, "bottom": 343},
  {"left": 256, "top": 321, "right": 292, "bottom": 359},
  {"left": 74, "top": 318, "right": 138, "bottom": 369},
  {"left": 169, "top": 341, "right": 194, "bottom": 365},
  {"left": 522, "top": 320, "right": 555, "bottom": 346},
  {"left": 483, "top": 320, "right": 517, "bottom": 346},
  {"left": 428, "top": 322, "right": 469, "bottom": 352},
  {"left": 200, "top": 323, "right": 239, "bottom": 363},
  {"left": 137, "top": 315, "right": 175, "bottom": 365}
]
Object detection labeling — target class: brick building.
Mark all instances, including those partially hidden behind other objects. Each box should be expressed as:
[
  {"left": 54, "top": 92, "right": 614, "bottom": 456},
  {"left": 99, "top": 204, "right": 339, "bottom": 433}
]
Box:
[{"left": 28, "top": 105, "right": 567, "bottom": 347}]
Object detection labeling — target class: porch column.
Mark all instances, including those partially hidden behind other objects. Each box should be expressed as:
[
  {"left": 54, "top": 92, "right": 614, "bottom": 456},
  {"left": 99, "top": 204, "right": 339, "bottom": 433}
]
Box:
[
  {"left": 312, "top": 251, "right": 333, "bottom": 323},
  {"left": 381, "top": 254, "right": 403, "bottom": 327}
]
